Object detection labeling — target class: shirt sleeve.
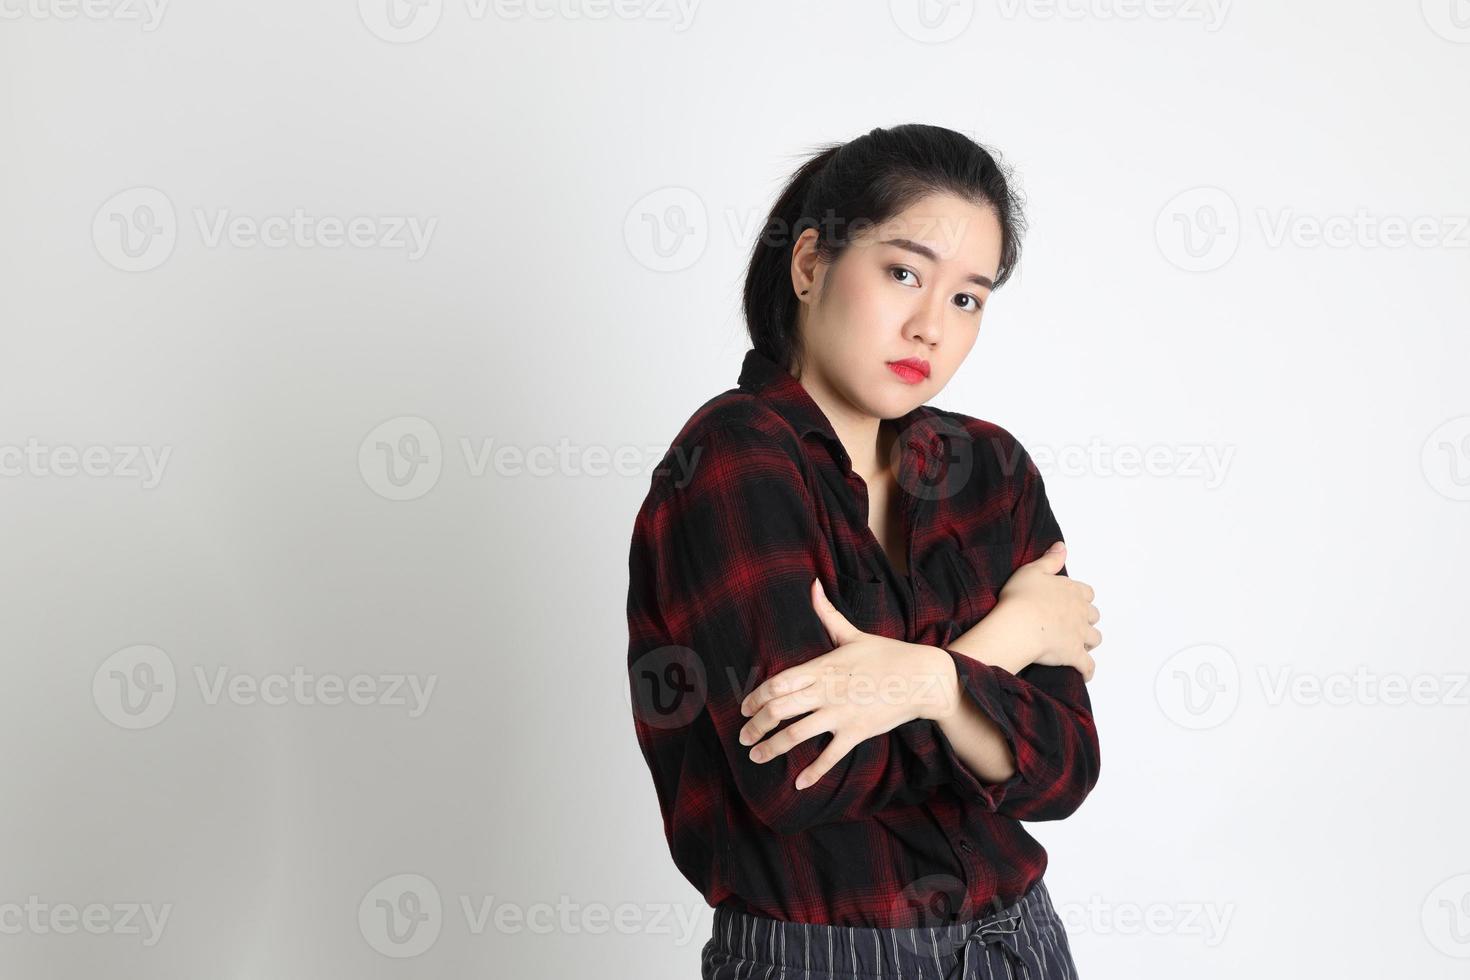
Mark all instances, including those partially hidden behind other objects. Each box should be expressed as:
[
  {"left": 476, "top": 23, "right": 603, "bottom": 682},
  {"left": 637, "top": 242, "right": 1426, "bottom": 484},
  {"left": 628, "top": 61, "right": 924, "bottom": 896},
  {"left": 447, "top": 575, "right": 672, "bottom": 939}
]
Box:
[
  {"left": 938, "top": 435, "right": 1102, "bottom": 821},
  {"left": 630, "top": 423, "right": 1001, "bottom": 836}
]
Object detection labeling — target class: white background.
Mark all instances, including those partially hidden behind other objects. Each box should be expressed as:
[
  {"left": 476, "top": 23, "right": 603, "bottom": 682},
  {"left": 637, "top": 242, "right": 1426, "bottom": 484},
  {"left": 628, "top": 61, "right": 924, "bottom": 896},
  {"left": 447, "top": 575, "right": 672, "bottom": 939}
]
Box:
[{"left": 2, "top": 1, "right": 1468, "bottom": 977}]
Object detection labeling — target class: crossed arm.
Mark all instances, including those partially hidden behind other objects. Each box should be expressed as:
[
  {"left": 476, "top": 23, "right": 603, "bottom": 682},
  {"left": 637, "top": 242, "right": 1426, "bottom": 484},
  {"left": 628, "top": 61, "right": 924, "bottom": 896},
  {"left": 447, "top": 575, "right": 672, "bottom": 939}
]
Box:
[{"left": 635, "top": 423, "right": 1100, "bottom": 834}]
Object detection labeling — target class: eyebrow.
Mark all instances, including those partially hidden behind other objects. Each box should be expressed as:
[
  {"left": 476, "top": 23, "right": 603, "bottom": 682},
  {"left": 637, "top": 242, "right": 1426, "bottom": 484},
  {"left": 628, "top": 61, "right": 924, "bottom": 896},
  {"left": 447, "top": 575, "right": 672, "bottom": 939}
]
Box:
[{"left": 880, "top": 238, "right": 995, "bottom": 289}]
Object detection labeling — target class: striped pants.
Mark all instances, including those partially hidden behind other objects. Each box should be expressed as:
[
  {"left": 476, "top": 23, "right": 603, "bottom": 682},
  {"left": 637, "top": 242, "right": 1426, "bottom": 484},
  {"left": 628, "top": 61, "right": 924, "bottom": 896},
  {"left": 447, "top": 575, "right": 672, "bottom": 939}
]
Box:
[{"left": 701, "top": 878, "right": 1078, "bottom": 980}]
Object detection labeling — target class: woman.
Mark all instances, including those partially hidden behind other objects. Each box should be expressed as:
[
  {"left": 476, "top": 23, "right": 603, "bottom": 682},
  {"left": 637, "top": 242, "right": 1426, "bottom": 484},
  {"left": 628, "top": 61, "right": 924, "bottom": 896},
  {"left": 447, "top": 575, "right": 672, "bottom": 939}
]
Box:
[{"left": 627, "top": 124, "right": 1103, "bottom": 979}]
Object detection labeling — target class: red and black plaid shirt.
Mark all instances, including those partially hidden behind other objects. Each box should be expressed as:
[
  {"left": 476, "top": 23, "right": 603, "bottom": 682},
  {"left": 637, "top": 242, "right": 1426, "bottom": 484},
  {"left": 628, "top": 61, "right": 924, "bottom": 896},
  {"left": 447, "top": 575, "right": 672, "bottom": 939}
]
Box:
[{"left": 626, "top": 346, "right": 1101, "bottom": 927}]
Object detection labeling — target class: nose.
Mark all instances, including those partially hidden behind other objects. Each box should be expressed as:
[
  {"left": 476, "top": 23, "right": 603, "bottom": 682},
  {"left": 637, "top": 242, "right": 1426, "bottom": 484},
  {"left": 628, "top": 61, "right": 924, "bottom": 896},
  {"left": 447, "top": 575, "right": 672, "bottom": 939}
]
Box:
[{"left": 904, "top": 291, "right": 946, "bottom": 347}]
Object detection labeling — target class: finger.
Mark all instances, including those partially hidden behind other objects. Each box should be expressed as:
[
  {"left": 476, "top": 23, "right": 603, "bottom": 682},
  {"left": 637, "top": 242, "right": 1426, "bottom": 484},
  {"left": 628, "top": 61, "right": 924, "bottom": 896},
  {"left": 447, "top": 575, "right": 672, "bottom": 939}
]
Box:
[
  {"left": 748, "top": 711, "right": 831, "bottom": 767},
  {"left": 1079, "top": 652, "right": 1096, "bottom": 683},
  {"left": 1079, "top": 581, "right": 1095, "bottom": 603},
  {"left": 795, "top": 730, "right": 858, "bottom": 791},
  {"left": 1085, "top": 626, "right": 1102, "bottom": 650},
  {"left": 1086, "top": 603, "right": 1100, "bottom": 625},
  {"left": 740, "top": 658, "right": 824, "bottom": 717},
  {"left": 811, "top": 577, "right": 862, "bottom": 646},
  {"left": 739, "top": 684, "right": 824, "bottom": 747},
  {"left": 1029, "top": 541, "right": 1066, "bottom": 574}
]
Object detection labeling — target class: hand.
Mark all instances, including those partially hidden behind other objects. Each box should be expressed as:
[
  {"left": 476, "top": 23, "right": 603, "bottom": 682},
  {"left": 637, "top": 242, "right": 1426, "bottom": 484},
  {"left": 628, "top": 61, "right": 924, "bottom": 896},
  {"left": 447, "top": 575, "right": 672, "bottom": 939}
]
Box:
[
  {"left": 994, "top": 541, "right": 1102, "bottom": 681},
  {"left": 735, "top": 577, "right": 957, "bottom": 790}
]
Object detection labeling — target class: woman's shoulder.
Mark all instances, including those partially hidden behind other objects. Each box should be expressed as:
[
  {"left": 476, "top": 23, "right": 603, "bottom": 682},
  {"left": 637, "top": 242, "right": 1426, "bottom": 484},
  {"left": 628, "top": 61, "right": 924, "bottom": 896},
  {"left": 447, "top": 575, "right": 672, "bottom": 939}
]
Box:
[
  {"left": 665, "top": 386, "right": 803, "bottom": 455},
  {"left": 637, "top": 388, "right": 804, "bottom": 504}
]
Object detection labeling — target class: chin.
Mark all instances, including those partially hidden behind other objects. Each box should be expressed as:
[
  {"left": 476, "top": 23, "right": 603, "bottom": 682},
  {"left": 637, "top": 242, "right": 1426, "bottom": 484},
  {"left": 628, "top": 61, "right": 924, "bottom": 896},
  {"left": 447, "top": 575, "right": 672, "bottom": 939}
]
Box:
[{"left": 871, "top": 393, "right": 923, "bottom": 420}]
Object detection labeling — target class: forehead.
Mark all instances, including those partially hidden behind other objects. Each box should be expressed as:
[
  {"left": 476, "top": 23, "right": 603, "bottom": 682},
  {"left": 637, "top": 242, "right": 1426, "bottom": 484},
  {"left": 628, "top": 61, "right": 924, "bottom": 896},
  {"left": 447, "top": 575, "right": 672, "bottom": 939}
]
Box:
[{"left": 853, "top": 193, "right": 1003, "bottom": 276}]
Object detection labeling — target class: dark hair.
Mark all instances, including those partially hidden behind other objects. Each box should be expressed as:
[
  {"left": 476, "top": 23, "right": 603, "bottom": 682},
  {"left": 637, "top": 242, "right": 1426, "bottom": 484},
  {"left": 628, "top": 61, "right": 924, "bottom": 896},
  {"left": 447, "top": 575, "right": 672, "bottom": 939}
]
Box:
[{"left": 741, "top": 124, "right": 1027, "bottom": 372}]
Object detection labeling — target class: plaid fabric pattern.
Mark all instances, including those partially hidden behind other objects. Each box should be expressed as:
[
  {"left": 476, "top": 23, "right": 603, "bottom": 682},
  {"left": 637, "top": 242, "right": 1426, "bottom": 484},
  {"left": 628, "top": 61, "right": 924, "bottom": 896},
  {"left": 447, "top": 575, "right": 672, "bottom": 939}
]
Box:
[{"left": 627, "top": 347, "right": 1100, "bottom": 926}]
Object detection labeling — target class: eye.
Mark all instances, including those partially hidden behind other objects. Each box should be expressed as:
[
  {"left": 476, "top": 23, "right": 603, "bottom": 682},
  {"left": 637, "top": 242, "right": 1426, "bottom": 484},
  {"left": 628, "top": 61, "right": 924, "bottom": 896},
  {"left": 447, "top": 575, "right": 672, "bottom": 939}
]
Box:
[{"left": 891, "top": 266, "right": 985, "bottom": 314}]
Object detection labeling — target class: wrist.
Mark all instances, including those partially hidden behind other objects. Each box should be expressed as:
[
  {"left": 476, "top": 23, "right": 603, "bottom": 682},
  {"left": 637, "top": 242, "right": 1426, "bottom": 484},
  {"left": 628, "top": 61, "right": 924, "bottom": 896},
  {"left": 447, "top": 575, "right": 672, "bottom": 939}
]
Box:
[
  {"left": 951, "top": 602, "right": 1037, "bottom": 677},
  {"left": 916, "top": 645, "right": 961, "bottom": 722}
]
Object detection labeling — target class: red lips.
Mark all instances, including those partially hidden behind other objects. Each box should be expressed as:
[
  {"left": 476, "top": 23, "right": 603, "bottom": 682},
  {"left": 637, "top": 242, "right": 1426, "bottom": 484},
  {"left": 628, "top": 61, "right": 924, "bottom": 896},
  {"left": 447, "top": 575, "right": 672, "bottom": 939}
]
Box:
[{"left": 886, "top": 357, "right": 931, "bottom": 381}]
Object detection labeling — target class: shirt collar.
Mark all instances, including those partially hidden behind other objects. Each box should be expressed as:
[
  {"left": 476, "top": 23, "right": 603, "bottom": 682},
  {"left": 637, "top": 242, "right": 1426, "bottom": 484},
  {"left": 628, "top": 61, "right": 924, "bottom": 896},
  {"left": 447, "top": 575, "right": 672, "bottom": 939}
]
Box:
[{"left": 735, "top": 347, "right": 960, "bottom": 476}]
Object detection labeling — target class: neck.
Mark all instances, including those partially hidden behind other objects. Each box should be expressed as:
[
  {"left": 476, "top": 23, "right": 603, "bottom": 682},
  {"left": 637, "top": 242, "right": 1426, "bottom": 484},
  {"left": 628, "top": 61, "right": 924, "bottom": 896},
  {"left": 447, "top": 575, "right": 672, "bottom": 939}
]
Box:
[{"left": 788, "top": 362, "right": 892, "bottom": 480}]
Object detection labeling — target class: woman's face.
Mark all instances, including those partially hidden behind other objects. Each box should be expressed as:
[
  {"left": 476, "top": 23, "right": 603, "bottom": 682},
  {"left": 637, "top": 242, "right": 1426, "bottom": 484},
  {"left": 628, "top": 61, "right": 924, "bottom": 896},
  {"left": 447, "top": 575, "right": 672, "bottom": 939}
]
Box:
[{"left": 791, "top": 192, "right": 1004, "bottom": 421}]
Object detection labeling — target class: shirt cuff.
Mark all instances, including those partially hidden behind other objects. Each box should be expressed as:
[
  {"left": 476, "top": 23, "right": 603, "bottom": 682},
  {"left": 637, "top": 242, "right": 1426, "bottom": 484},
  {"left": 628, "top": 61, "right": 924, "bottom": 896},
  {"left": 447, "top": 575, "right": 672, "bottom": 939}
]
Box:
[{"left": 933, "top": 647, "right": 1026, "bottom": 811}]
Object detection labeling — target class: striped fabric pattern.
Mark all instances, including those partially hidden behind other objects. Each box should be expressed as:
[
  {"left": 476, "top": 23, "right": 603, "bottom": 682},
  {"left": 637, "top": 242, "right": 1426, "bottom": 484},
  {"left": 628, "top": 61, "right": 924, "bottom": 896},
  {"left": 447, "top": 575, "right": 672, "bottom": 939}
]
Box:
[{"left": 701, "top": 876, "right": 1079, "bottom": 979}]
